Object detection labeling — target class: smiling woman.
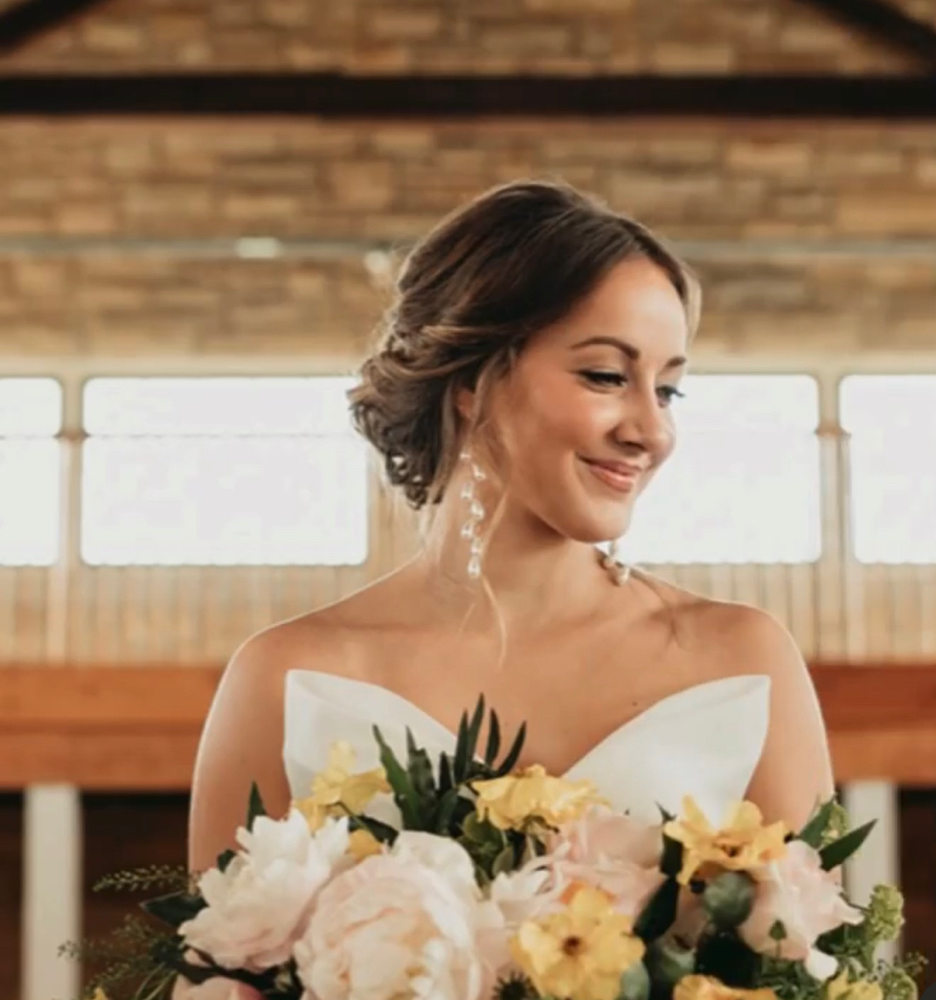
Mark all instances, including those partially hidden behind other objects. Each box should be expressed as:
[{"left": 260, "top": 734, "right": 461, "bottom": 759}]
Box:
[{"left": 190, "top": 180, "right": 833, "bottom": 898}]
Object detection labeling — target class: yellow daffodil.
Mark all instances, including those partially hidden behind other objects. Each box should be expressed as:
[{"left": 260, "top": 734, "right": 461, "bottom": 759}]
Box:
[
  {"left": 472, "top": 765, "right": 609, "bottom": 831},
  {"left": 292, "top": 740, "right": 390, "bottom": 831},
  {"left": 510, "top": 883, "right": 646, "bottom": 1000},
  {"left": 664, "top": 796, "right": 788, "bottom": 886},
  {"left": 674, "top": 975, "right": 777, "bottom": 1000},
  {"left": 826, "top": 971, "right": 884, "bottom": 1000}
]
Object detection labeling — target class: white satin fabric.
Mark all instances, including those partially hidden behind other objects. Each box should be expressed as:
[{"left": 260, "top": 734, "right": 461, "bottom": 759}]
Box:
[{"left": 283, "top": 670, "right": 771, "bottom": 826}]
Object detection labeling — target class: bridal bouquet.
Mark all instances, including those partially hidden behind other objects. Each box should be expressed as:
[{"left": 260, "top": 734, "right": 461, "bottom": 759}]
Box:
[{"left": 68, "top": 699, "right": 920, "bottom": 1000}]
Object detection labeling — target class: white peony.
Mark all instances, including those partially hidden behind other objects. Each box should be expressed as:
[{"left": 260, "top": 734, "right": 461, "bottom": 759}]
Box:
[
  {"left": 295, "top": 832, "right": 486, "bottom": 1000},
  {"left": 180, "top": 809, "right": 349, "bottom": 971}
]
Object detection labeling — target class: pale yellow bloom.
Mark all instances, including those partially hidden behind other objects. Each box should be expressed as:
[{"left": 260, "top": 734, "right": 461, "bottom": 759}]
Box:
[
  {"left": 292, "top": 740, "right": 390, "bottom": 832},
  {"left": 347, "top": 828, "right": 384, "bottom": 861},
  {"left": 472, "top": 765, "right": 609, "bottom": 831},
  {"left": 664, "top": 797, "right": 788, "bottom": 886},
  {"left": 510, "top": 883, "right": 646, "bottom": 1000},
  {"left": 674, "top": 975, "right": 777, "bottom": 1000},
  {"left": 826, "top": 971, "right": 884, "bottom": 1000}
]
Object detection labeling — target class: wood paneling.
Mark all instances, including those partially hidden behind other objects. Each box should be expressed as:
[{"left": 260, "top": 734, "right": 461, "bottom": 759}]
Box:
[{"left": 1, "top": 662, "right": 936, "bottom": 788}]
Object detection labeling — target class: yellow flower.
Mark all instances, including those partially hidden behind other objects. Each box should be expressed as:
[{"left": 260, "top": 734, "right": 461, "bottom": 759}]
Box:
[
  {"left": 674, "top": 975, "right": 777, "bottom": 1000},
  {"left": 292, "top": 740, "right": 390, "bottom": 831},
  {"left": 472, "top": 765, "right": 609, "bottom": 831},
  {"left": 664, "top": 797, "right": 788, "bottom": 886},
  {"left": 826, "top": 971, "right": 884, "bottom": 1000},
  {"left": 348, "top": 828, "right": 384, "bottom": 861},
  {"left": 510, "top": 883, "right": 646, "bottom": 1000}
]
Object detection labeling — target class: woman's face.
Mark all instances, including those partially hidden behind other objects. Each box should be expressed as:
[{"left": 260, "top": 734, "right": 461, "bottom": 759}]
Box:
[{"left": 484, "top": 256, "right": 690, "bottom": 544}]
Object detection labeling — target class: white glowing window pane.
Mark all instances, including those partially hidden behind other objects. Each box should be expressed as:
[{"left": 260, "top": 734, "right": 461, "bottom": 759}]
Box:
[
  {"left": 80, "top": 377, "right": 368, "bottom": 567},
  {"left": 0, "top": 440, "right": 61, "bottom": 565},
  {"left": 616, "top": 375, "right": 821, "bottom": 564},
  {"left": 0, "top": 379, "right": 62, "bottom": 566},
  {"left": 0, "top": 377, "right": 62, "bottom": 435},
  {"left": 83, "top": 376, "right": 356, "bottom": 436},
  {"left": 841, "top": 374, "right": 936, "bottom": 564}
]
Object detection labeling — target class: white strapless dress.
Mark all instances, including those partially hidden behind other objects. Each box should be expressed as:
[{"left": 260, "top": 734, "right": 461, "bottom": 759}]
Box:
[{"left": 282, "top": 671, "right": 771, "bottom": 825}]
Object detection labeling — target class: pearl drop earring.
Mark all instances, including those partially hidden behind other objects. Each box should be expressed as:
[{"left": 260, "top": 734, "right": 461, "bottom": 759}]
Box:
[{"left": 459, "top": 448, "right": 487, "bottom": 579}]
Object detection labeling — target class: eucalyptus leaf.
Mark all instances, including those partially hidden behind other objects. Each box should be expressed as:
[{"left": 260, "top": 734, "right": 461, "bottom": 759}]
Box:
[
  {"left": 492, "top": 844, "right": 516, "bottom": 877},
  {"left": 819, "top": 819, "right": 876, "bottom": 871},
  {"left": 797, "top": 798, "right": 836, "bottom": 848},
  {"left": 140, "top": 892, "right": 206, "bottom": 929}
]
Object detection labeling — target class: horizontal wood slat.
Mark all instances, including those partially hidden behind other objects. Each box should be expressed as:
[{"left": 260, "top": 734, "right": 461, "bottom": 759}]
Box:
[{"left": 0, "top": 663, "right": 933, "bottom": 789}]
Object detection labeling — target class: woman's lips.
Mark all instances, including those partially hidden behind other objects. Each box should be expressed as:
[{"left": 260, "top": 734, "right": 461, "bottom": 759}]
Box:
[{"left": 582, "top": 458, "right": 641, "bottom": 494}]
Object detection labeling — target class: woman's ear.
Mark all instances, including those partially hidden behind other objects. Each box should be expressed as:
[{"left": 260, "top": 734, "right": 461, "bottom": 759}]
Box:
[{"left": 455, "top": 385, "right": 476, "bottom": 421}]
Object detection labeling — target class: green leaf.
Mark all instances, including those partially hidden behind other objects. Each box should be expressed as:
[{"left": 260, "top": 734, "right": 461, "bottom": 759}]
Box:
[
  {"left": 494, "top": 721, "right": 527, "bottom": 777},
  {"left": 485, "top": 709, "right": 502, "bottom": 765},
  {"left": 797, "top": 798, "right": 836, "bottom": 848},
  {"left": 454, "top": 695, "right": 486, "bottom": 782},
  {"left": 139, "top": 892, "right": 206, "bottom": 929},
  {"left": 633, "top": 877, "right": 679, "bottom": 941},
  {"left": 405, "top": 727, "right": 437, "bottom": 806},
  {"left": 660, "top": 831, "right": 684, "bottom": 879},
  {"left": 372, "top": 725, "right": 422, "bottom": 829},
  {"left": 819, "top": 819, "right": 876, "bottom": 871},
  {"left": 454, "top": 711, "right": 471, "bottom": 784},
  {"left": 438, "top": 753, "right": 454, "bottom": 795},
  {"left": 350, "top": 813, "right": 398, "bottom": 845},
  {"left": 215, "top": 848, "right": 236, "bottom": 873},
  {"left": 434, "top": 788, "right": 462, "bottom": 834},
  {"left": 492, "top": 844, "right": 516, "bottom": 877},
  {"left": 246, "top": 782, "right": 266, "bottom": 831}
]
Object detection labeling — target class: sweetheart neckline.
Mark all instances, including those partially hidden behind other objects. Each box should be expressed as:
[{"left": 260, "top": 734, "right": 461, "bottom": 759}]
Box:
[{"left": 285, "top": 669, "right": 771, "bottom": 778}]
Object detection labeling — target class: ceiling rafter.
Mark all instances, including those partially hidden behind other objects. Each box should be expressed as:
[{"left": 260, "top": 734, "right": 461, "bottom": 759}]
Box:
[
  {"left": 786, "top": 0, "right": 936, "bottom": 67},
  {"left": 0, "top": 72, "right": 934, "bottom": 118},
  {"left": 0, "top": 0, "right": 110, "bottom": 54}
]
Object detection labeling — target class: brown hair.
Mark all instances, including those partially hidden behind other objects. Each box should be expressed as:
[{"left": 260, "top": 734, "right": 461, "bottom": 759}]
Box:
[{"left": 348, "top": 179, "right": 700, "bottom": 511}]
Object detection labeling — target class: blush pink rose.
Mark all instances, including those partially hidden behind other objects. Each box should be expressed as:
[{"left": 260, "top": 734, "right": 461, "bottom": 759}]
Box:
[
  {"left": 296, "top": 832, "right": 486, "bottom": 1000},
  {"left": 740, "top": 839, "right": 863, "bottom": 980},
  {"left": 545, "top": 806, "right": 666, "bottom": 917}
]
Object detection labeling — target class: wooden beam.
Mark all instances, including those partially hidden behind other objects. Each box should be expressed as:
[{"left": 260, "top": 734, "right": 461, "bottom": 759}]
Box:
[
  {"left": 1, "top": 663, "right": 936, "bottom": 790},
  {"left": 0, "top": 73, "right": 935, "bottom": 119},
  {"left": 0, "top": 0, "right": 108, "bottom": 54},
  {"left": 787, "top": 0, "right": 936, "bottom": 67}
]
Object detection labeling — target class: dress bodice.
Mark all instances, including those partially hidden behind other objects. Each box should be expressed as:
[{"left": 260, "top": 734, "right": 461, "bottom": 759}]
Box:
[{"left": 282, "top": 671, "right": 770, "bottom": 825}]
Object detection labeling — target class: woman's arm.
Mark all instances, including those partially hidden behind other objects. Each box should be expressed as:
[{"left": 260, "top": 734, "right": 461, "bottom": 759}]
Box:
[
  {"left": 188, "top": 627, "right": 294, "bottom": 874},
  {"left": 720, "top": 605, "right": 835, "bottom": 833}
]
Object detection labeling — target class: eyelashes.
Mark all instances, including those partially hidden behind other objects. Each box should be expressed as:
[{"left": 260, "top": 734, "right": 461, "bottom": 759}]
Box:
[{"left": 580, "top": 370, "right": 685, "bottom": 405}]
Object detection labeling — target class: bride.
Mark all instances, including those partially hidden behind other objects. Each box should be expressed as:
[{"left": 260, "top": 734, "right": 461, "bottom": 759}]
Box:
[{"left": 188, "top": 179, "right": 834, "bottom": 876}]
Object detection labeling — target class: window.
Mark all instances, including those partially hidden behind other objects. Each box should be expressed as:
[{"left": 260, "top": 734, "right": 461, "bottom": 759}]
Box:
[
  {"left": 841, "top": 374, "right": 936, "bottom": 564},
  {"left": 0, "top": 378, "right": 62, "bottom": 566},
  {"left": 615, "top": 374, "right": 821, "bottom": 565},
  {"left": 80, "top": 377, "right": 368, "bottom": 566}
]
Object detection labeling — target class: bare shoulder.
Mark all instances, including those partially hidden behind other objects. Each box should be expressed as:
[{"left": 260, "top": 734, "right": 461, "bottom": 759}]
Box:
[{"left": 636, "top": 570, "right": 808, "bottom": 683}]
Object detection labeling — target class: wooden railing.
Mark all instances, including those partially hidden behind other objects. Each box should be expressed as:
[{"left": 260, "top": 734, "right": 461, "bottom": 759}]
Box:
[{"left": 1, "top": 663, "right": 935, "bottom": 789}]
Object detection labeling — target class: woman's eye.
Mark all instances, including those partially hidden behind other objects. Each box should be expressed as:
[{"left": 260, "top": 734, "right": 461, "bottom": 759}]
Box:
[
  {"left": 658, "top": 386, "right": 686, "bottom": 406},
  {"left": 582, "top": 370, "right": 626, "bottom": 387}
]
